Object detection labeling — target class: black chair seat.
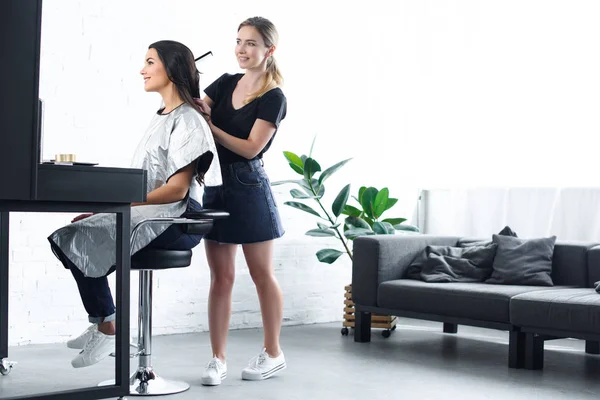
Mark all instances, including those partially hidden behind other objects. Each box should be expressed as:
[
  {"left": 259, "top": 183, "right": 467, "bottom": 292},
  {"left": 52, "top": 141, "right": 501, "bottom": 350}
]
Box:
[{"left": 131, "top": 248, "right": 192, "bottom": 270}]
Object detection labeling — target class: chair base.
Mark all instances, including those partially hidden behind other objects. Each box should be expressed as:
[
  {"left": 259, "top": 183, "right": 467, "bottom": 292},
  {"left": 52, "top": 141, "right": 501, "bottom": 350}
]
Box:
[{"left": 99, "top": 367, "right": 190, "bottom": 396}]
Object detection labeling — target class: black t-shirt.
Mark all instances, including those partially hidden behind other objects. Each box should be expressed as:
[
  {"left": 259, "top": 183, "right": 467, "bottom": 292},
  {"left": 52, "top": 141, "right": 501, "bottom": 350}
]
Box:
[{"left": 204, "top": 73, "right": 287, "bottom": 165}]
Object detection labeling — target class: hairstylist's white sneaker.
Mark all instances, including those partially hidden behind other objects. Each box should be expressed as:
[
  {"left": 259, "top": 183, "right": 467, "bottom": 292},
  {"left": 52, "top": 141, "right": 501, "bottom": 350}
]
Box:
[
  {"left": 201, "top": 357, "right": 227, "bottom": 386},
  {"left": 241, "top": 348, "right": 286, "bottom": 380},
  {"left": 71, "top": 328, "right": 115, "bottom": 368},
  {"left": 66, "top": 324, "right": 97, "bottom": 350}
]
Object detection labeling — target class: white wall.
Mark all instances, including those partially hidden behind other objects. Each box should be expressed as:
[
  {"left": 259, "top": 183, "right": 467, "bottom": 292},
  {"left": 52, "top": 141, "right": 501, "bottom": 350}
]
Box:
[{"left": 8, "top": 0, "right": 600, "bottom": 344}]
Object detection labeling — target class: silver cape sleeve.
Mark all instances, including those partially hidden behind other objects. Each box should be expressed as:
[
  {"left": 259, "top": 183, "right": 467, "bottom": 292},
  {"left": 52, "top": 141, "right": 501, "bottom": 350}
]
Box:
[{"left": 167, "top": 115, "right": 222, "bottom": 187}]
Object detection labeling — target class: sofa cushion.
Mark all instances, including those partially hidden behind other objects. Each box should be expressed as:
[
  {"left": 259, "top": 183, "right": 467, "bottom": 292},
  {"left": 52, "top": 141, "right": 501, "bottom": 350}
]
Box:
[
  {"left": 419, "top": 243, "right": 497, "bottom": 283},
  {"left": 377, "top": 280, "right": 560, "bottom": 324},
  {"left": 510, "top": 288, "right": 600, "bottom": 334},
  {"left": 486, "top": 234, "right": 556, "bottom": 286}
]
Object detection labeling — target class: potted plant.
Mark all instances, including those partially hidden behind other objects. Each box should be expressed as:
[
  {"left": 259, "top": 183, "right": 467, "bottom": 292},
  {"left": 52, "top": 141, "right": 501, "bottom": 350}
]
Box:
[{"left": 271, "top": 141, "right": 419, "bottom": 336}]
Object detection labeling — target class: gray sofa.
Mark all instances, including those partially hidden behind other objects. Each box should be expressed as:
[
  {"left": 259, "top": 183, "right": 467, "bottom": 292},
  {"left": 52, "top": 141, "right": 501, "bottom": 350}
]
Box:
[{"left": 351, "top": 234, "right": 600, "bottom": 369}]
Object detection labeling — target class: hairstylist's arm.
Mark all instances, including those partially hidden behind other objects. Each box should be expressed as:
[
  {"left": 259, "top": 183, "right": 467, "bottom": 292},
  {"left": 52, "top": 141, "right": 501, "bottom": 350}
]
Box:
[
  {"left": 194, "top": 95, "right": 276, "bottom": 159},
  {"left": 209, "top": 119, "right": 276, "bottom": 160},
  {"left": 131, "top": 162, "right": 195, "bottom": 206},
  {"left": 193, "top": 96, "right": 214, "bottom": 121}
]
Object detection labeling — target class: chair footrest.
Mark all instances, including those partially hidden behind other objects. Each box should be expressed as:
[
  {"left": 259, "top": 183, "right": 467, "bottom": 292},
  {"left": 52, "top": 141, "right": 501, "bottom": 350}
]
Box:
[
  {"left": 183, "top": 209, "right": 229, "bottom": 220},
  {"left": 109, "top": 342, "right": 142, "bottom": 358}
]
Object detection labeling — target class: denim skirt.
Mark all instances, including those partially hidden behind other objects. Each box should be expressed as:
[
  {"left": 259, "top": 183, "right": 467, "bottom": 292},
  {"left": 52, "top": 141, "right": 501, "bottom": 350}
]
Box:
[{"left": 202, "top": 159, "right": 285, "bottom": 244}]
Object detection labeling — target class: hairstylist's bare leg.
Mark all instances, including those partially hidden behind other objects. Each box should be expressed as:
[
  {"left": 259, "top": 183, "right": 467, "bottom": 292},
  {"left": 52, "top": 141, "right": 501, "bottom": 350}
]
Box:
[
  {"left": 205, "top": 239, "right": 238, "bottom": 361},
  {"left": 242, "top": 240, "right": 283, "bottom": 357}
]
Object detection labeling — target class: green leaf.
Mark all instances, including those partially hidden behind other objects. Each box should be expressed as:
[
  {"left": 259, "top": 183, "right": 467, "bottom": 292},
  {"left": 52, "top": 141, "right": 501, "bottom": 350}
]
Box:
[
  {"left": 358, "top": 186, "right": 367, "bottom": 204},
  {"left": 297, "top": 178, "right": 324, "bottom": 197},
  {"left": 373, "top": 188, "right": 389, "bottom": 219},
  {"left": 332, "top": 184, "right": 351, "bottom": 217},
  {"left": 283, "top": 151, "right": 304, "bottom": 168},
  {"left": 394, "top": 224, "right": 420, "bottom": 232},
  {"left": 385, "top": 198, "right": 398, "bottom": 212},
  {"left": 284, "top": 201, "right": 323, "bottom": 219},
  {"left": 272, "top": 179, "right": 316, "bottom": 188},
  {"left": 303, "top": 158, "right": 322, "bottom": 181},
  {"left": 290, "top": 189, "right": 318, "bottom": 199},
  {"left": 273, "top": 179, "right": 324, "bottom": 198},
  {"left": 317, "top": 222, "right": 341, "bottom": 230},
  {"left": 309, "top": 136, "right": 317, "bottom": 158},
  {"left": 317, "top": 185, "right": 325, "bottom": 197},
  {"left": 270, "top": 179, "right": 302, "bottom": 186},
  {"left": 344, "top": 228, "right": 375, "bottom": 238},
  {"left": 373, "top": 221, "right": 387, "bottom": 234},
  {"left": 382, "top": 218, "right": 407, "bottom": 226},
  {"left": 360, "top": 187, "right": 378, "bottom": 219},
  {"left": 317, "top": 158, "right": 352, "bottom": 186},
  {"left": 363, "top": 215, "right": 374, "bottom": 227},
  {"left": 341, "top": 205, "right": 362, "bottom": 217},
  {"left": 316, "top": 248, "right": 345, "bottom": 264},
  {"left": 289, "top": 163, "right": 304, "bottom": 175},
  {"left": 345, "top": 216, "right": 371, "bottom": 229},
  {"left": 306, "top": 228, "right": 336, "bottom": 237}
]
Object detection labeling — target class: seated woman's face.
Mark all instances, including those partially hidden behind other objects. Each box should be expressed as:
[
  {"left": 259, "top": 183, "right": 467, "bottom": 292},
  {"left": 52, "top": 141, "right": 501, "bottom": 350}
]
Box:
[{"left": 140, "top": 48, "right": 170, "bottom": 92}]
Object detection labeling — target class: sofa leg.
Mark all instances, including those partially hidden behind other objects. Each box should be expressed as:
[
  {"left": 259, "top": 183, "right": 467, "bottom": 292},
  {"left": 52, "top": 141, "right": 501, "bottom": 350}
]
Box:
[
  {"left": 354, "top": 311, "right": 371, "bottom": 343},
  {"left": 585, "top": 340, "right": 600, "bottom": 355},
  {"left": 524, "top": 333, "right": 544, "bottom": 370},
  {"left": 508, "top": 330, "right": 525, "bottom": 369},
  {"left": 443, "top": 323, "right": 457, "bottom": 334}
]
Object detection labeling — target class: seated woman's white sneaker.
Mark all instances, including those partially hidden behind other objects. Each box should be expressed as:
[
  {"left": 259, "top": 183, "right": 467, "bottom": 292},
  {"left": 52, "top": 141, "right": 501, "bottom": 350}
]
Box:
[
  {"left": 241, "top": 348, "right": 286, "bottom": 381},
  {"left": 201, "top": 357, "right": 227, "bottom": 386},
  {"left": 66, "top": 324, "right": 97, "bottom": 349},
  {"left": 71, "top": 328, "right": 115, "bottom": 368}
]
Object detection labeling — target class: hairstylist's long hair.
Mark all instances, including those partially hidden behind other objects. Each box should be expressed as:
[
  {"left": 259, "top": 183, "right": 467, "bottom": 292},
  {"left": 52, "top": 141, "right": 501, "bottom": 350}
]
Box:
[
  {"left": 148, "top": 40, "right": 206, "bottom": 116},
  {"left": 149, "top": 40, "right": 211, "bottom": 184}
]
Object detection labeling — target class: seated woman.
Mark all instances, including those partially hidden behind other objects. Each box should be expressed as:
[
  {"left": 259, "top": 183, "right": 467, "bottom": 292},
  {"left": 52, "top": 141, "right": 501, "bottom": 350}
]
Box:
[{"left": 47, "top": 40, "right": 222, "bottom": 368}]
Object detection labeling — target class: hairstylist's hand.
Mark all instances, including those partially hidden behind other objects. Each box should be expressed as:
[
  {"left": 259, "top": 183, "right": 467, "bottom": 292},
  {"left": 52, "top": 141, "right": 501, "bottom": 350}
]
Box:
[
  {"left": 193, "top": 98, "right": 212, "bottom": 121},
  {"left": 71, "top": 213, "right": 94, "bottom": 223}
]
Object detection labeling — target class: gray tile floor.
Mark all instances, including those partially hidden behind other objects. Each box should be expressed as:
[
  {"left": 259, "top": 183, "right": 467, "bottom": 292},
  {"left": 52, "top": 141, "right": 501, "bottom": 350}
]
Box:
[{"left": 1, "top": 319, "right": 599, "bottom": 399}]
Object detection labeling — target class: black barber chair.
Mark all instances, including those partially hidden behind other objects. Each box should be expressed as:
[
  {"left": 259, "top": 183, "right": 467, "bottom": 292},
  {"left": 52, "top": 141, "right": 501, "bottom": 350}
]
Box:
[
  {"left": 101, "top": 153, "right": 228, "bottom": 396},
  {"left": 100, "top": 208, "right": 228, "bottom": 396}
]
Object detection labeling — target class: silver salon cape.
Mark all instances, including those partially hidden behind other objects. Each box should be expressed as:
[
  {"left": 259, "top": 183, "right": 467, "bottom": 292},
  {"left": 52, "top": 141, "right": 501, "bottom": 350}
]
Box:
[{"left": 48, "top": 104, "right": 222, "bottom": 278}]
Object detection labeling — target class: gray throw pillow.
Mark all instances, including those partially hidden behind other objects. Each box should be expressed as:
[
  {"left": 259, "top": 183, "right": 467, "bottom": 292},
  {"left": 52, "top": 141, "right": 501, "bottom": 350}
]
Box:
[
  {"left": 420, "top": 243, "right": 497, "bottom": 283},
  {"left": 498, "top": 226, "right": 518, "bottom": 237},
  {"left": 486, "top": 234, "right": 556, "bottom": 286},
  {"left": 459, "top": 226, "right": 519, "bottom": 248}
]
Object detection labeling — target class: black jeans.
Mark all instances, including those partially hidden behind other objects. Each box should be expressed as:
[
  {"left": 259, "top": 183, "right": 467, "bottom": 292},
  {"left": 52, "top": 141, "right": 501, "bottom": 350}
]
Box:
[{"left": 64, "top": 199, "right": 203, "bottom": 323}]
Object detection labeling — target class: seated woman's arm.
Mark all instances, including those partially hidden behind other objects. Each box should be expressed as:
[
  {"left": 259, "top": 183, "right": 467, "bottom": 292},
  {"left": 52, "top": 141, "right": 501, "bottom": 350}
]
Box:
[
  {"left": 72, "top": 152, "right": 197, "bottom": 222},
  {"left": 132, "top": 162, "right": 195, "bottom": 206}
]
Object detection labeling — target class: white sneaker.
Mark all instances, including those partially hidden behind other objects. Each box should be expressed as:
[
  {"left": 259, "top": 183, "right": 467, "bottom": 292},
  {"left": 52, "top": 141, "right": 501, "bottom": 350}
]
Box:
[
  {"left": 241, "top": 348, "right": 286, "bottom": 381},
  {"left": 71, "top": 328, "right": 115, "bottom": 368},
  {"left": 201, "top": 357, "right": 227, "bottom": 386},
  {"left": 66, "top": 324, "right": 97, "bottom": 349}
]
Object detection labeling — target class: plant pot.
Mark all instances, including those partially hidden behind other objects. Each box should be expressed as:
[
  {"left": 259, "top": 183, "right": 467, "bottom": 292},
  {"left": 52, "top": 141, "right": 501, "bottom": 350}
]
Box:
[{"left": 341, "top": 284, "right": 397, "bottom": 338}]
